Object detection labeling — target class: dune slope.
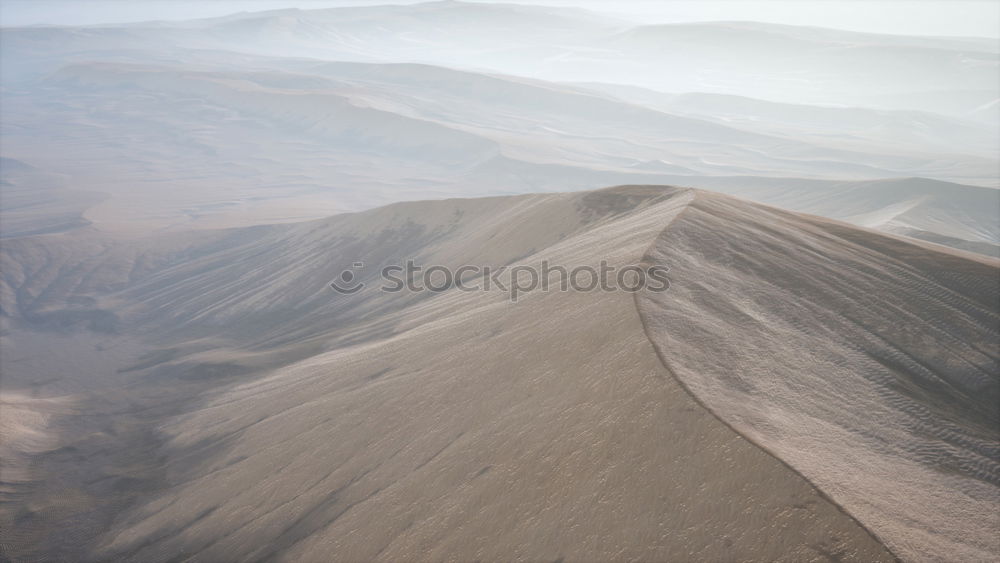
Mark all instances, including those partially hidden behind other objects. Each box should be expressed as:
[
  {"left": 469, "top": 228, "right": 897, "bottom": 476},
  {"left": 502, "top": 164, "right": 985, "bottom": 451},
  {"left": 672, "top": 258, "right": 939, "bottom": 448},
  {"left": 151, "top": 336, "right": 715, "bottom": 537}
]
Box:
[
  {"left": 2, "top": 187, "right": 895, "bottom": 562},
  {"left": 637, "top": 191, "right": 1000, "bottom": 561},
  {"left": 2, "top": 186, "right": 996, "bottom": 561}
]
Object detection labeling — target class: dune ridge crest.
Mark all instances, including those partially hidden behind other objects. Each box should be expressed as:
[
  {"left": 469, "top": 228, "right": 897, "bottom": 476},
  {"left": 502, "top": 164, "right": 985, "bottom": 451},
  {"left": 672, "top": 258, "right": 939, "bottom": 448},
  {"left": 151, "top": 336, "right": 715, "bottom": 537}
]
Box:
[{"left": 635, "top": 190, "right": 1000, "bottom": 561}]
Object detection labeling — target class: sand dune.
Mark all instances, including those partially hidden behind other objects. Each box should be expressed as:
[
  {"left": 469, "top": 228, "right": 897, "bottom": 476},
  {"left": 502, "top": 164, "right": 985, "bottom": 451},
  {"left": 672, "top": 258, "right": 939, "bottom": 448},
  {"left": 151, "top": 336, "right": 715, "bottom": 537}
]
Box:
[
  {"left": 638, "top": 190, "right": 1000, "bottom": 560},
  {"left": 0, "top": 187, "right": 891, "bottom": 561},
  {"left": 670, "top": 176, "right": 1000, "bottom": 254},
  {"left": 1, "top": 185, "right": 995, "bottom": 560}
]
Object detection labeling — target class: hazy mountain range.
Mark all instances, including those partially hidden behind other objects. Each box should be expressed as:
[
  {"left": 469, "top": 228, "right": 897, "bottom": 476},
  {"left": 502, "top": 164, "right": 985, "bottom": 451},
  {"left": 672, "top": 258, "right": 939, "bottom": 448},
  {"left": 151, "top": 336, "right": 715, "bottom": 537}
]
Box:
[{"left": 2, "top": 1, "right": 997, "bottom": 237}]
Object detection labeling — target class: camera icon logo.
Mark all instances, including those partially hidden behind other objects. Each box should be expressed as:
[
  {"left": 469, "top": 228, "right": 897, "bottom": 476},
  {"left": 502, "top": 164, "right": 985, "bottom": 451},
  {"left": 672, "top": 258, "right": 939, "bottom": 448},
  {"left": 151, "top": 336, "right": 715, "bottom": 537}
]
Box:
[{"left": 330, "top": 262, "right": 365, "bottom": 294}]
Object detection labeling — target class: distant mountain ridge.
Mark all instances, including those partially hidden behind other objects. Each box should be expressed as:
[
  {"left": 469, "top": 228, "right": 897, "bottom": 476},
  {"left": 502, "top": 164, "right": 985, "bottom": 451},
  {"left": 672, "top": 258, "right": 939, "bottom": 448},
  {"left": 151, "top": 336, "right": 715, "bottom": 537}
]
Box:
[{"left": 3, "top": 1, "right": 996, "bottom": 112}]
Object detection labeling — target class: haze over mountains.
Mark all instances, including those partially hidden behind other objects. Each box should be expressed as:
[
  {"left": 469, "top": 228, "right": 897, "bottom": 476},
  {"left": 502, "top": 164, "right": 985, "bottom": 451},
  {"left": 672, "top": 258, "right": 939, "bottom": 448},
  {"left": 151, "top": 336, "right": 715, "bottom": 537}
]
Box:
[
  {"left": 1, "top": 2, "right": 998, "bottom": 562},
  {"left": 5, "top": 2, "right": 996, "bottom": 111},
  {"left": 2, "top": 1, "right": 997, "bottom": 241}
]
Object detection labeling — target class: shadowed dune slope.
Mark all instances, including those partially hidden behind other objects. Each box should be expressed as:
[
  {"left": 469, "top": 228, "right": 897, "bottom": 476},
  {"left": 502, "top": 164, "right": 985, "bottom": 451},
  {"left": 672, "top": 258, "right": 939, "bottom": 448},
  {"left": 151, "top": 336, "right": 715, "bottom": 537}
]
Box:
[{"left": 637, "top": 191, "right": 1000, "bottom": 561}]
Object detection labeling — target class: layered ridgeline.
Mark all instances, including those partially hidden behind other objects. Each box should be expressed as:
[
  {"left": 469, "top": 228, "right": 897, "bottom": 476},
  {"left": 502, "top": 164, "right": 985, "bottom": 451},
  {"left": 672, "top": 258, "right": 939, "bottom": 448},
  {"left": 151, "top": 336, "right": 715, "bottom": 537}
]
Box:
[
  {"left": 1, "top": 186, "right": 996, "bottom": 561},
  {"left": 2, "top": 2, "right": 997, "bottom": 240},
  {"left": 2, "top": 58, "right": 997, "bottom": 252},
  {"left": 2, "top": 2, "right": 995, "bottom": 113}
]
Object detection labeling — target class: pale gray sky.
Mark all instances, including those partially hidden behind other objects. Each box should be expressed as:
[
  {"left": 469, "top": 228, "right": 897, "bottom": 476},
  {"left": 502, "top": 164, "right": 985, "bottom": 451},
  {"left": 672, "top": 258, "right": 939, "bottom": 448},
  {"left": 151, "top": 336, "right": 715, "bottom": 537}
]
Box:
[{"left": 1, "top": 0, "right": 997, "bottom": 38}]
